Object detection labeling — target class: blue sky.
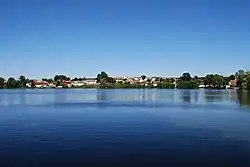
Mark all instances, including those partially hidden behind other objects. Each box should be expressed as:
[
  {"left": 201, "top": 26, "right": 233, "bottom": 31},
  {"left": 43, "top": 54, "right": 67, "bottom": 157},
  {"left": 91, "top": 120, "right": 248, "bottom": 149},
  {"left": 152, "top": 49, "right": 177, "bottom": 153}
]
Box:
[{"left": 1, "top": 0, "right": 250, "bottom": 79}]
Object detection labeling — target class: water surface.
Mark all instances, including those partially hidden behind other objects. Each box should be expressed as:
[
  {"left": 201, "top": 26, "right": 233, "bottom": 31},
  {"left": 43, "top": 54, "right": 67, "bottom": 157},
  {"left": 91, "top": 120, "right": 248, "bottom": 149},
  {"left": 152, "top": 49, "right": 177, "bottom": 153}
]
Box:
[{"left": 1, "top": 89, "right": 250, "bottom": 167}]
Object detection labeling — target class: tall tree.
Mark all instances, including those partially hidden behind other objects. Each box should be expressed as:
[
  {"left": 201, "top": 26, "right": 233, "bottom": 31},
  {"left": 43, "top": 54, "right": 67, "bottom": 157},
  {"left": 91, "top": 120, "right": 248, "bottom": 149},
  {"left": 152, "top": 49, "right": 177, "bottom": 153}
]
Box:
[
  {"left": 19, "top": 75, "right": 26, "bottom": 88},
  {"left": 235, "top": 69, "right": 245, "bottom": 88},
  {"left": 97, "top": 71, "right": 108, "bottom": 83},
  {"left": 141, "top": 75, "right": 146, "bottom": 80},
  {"left": 235, "top": 70, "right": 245, "bottom": 78},
  {"left": 54, "top": 75, "right": 60, "bottom": 82},
  {"left": 0, "top": 77, "right": 5, "bottom": 88},
  {"left": 213, "top": 74, "right": 224, "bottom": 88},
  {"left": 180, "top": 73, "right": 191, "bottom": 81},
  {"left": 229, "top": 74, "right": 236, "bottom": 80},
  {"left": 6, "top": 77, "right": 17, "bottom": 88},
  {"left": 19, "top": 75, "right": 25, "bottom": 82},
  {"left": 204, "top": 74, "right": 214, "bottom": 88},
  {"left": 31, "top": 80, "right": 35, "bottom": 88},
  {"left": 245, "top": 71, "right": 250, "bottom": 90},
  {"left": 54, "top": 75, "right": 69, "bottom": 82},
  {"left": 204, "top": 74, "right": 225, "bottom": 88},
  {"left": 223, "top": 76, "right": 230, "bottom": 85}
]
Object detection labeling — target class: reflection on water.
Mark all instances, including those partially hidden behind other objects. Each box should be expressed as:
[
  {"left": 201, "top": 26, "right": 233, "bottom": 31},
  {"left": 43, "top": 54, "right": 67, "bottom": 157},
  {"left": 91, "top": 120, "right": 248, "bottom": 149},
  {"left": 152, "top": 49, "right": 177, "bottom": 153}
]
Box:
[
  {"left": 180, "top": 90, "right": 191, "bottom": 103},
  {"left": 237, "top": 90, "right": 250, "bottom": 108},
  {"left": 204, "top": 90, "right": 228, "bottom": 104},
  {"left": 1, "top": 89, "right": 250, "bottom": 166},
  {"left": 0, "top": 89, "right": 249, "bottom": 108}
]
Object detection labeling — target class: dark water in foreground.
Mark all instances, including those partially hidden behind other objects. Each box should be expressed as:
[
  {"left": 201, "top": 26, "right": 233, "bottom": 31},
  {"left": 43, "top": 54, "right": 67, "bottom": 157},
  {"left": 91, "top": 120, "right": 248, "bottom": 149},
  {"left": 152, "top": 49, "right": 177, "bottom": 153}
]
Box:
[{"left": 1, "top": 89, "right": 250, "bottom": 167}]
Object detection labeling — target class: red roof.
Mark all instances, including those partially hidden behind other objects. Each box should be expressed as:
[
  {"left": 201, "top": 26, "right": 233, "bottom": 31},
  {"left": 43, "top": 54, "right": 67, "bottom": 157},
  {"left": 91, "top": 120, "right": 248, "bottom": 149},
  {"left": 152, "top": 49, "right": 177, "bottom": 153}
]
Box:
[
  {"left": 229, "top": 79, "right": 237, "bottom": 86},
  {"left": 33, "top": 80, "right": 49, "bottom": 85},
  {"left": 63, "top": 81, "right": 72, "bottom": 84}
]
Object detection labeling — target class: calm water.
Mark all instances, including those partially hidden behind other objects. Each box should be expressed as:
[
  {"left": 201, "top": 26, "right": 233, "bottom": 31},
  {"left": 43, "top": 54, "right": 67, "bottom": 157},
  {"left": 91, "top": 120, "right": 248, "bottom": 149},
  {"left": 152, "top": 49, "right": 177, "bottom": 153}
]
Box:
[{"left": 1, "top": 89, "right": 250, "bottom": 167}]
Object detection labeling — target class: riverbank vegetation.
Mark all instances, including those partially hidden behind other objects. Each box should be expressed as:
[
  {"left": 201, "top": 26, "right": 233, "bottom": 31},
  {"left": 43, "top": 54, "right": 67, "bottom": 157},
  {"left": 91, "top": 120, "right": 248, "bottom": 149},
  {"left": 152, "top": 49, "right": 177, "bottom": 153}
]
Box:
[{"left": 0, "top": 70, "right": 250, "bottom": 90}]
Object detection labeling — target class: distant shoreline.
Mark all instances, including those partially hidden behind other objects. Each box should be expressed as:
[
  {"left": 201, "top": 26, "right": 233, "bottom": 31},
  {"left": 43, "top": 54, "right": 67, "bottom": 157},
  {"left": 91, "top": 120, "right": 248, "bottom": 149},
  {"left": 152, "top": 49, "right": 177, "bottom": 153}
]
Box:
[
  {"left": 0, "top": 87, "right": 242, "bottom": 90},
  {"left": 1, "top": 70, "right": 249, "bottom": 90}
]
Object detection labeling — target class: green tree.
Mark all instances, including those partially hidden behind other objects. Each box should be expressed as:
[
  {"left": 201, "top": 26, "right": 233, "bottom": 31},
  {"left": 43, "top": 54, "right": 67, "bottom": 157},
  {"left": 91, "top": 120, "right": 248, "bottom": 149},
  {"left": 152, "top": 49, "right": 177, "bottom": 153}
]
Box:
[
  {"left": 224, "top": 76, "right": 230, "bottom": 85},
  {"left": 235, "top": 70, "right": 245, "bottom": 78},
  {"left": 0, "top": 77, "right": 5, "bottom": 88},
  {"left": 31, "top": 80, "right": 35, "bottom": 88},
  {"left": 180, "top": 73, "right": 191, "bottom": 81},
  {"left": 19, "top": 75, "right": 25, "bottom": 82},
  {"left": 56, "top": 80, "right": 62, "bottom": 87},
  {"left": 98, "top": 80, "right": 114, "bottom": 89},
  {"left": 212, "top": 74, "right": 224, "bottom": 88},
  {"left": 54, "top": 75, "right": 68, "bottom": 82},
  {"left": 97, "top": 71, "right": 108, "bottom": 83},
  {"left": 157, "top": 81, "right": 175, "bottom": 89},
  {"left": 170, "top": 78, "right": 175, "bottom": 83},
  {"left": 25, "top": 78, "right": 30, "bottom": 85},
  {"left": 54, "top": 75, "right": 60, "bottom": 82},
  {"left": 106, "top": 77, "right": 116, "bottom": 83},
  {"left": 204, "top": 74, "right": 225, "bottom": 88},
  {"left": 141, "top": 75, "right": 146, "bottom": 80},
  {"left": 204, "top": 74, "right": 214, "bottom": 88},
  {"left": 6, "top": 77, "right": 17, "bottom": 88},
  {"left": 19, "top": 75, "right": 26, "bottom": 88},
  {"left": 235, "top": 70, "right": 245, "bottom": 88},
  {"left": 229, "top": 75, "right": 236, "bottom": 80},
  {"left": 245, "top": 71, "right": 250, "bottom": 90},
  {"left": 176, "top": 73, "right": 198, "bottom": 89},
  {"left": 62, "top": 84, "right": 69, "bottom": 88}
]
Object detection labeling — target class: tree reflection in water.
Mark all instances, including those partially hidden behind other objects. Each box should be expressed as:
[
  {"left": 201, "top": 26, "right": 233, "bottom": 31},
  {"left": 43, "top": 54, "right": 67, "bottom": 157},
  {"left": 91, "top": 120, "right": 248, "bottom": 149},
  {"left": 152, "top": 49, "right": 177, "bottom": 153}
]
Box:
[
  {"left": 237, "top": 90, "right": 250, "bottom": 109},
  {"left": 204, "top": 90, "right": 225, "bottom": 103},
  {"left": 180, "top": 90, "right": 191, "bottom": 103},
  {"left": 97, "top": 90, "right": 108, "bottom": 101},
  {"left": 193, "top": 90, "right": 200, "bottom": 104}
]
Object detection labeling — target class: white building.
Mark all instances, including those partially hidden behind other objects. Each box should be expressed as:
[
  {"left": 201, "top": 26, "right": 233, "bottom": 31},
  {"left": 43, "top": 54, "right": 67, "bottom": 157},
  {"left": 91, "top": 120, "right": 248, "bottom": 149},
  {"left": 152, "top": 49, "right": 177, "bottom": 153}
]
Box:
[
  {"left": 84, "top": 79, "right": 98, "bottom": 85},
  {"left": 72, "top": 81, "right": 85, "bottom": 87}
]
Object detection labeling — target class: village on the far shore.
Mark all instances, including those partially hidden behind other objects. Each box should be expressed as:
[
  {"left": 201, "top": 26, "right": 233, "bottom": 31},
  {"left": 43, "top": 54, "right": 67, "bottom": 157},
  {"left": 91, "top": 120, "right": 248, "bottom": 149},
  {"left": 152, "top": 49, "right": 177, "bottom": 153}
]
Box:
[
  {"left": 27, "top": 75, "right": 238, "bottom": 89},
  {"left": 0, "top": 70, "right": 249, "bottom": 90},
  {"left": 0, "top": 70, "right": 246, "bottom": 90}
]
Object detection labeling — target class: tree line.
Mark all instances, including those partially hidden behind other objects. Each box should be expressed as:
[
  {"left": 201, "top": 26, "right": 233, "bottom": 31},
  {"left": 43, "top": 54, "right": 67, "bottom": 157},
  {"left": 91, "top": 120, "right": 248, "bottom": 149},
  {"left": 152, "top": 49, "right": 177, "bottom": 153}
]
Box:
[
  {"left": 0, "top": 70, "right": 250, "bottom": 90},
  {"left": 95, "top": 70, "right": 250, "bottom": 90}
]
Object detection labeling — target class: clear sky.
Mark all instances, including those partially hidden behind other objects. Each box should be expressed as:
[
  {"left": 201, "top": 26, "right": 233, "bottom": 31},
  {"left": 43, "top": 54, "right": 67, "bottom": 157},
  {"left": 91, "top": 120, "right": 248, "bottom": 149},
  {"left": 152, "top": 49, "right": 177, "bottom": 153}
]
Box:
[{"left": 1, "top": 0, "right": 249, "bottom": 79}]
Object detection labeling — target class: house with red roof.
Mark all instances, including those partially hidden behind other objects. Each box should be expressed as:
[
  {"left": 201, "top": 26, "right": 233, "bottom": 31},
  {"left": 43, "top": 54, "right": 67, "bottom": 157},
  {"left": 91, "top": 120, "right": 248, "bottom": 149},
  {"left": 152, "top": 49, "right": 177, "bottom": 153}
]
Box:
[
  {"left": 33, "top": 80, "right": 49, "bottom": 88},
  {"left": 229, "top": 79, "right": 237, "bottom": 87},
  {"left": 63, "top": 81, "right": 72, "bottom": 87}
]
